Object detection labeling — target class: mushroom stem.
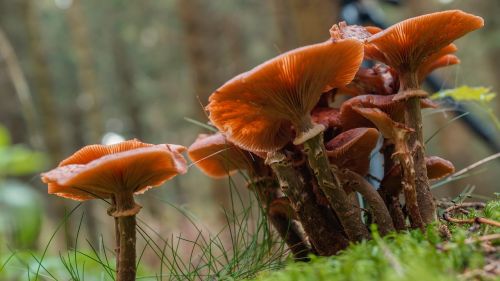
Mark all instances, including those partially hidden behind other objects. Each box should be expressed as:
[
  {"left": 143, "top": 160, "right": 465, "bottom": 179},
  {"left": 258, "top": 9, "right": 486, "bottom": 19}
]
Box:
[
  {"left": 399, "top": 72, "right": 435, "bottom": 225},
  {"left": 114, "top": 192, "right": 137, "bottom": 281},
  {"left": 302, "top": 133, "right": 370, "bottom": 241},
  {"left": 340, "top": 170, "right": 395, "bottom": 235},
  {"left": 250, "top": 177, "right": 312, "bottom": 260},
  {"left": 405, "top": 97, "right": 436, "bottom": 224},
  {"left": 111, "top": 197, "right": 120, "bottom": 275},
  {"left": 268, "top": 212, "right": 311, "bottom": 260},
  {"left": 267, "top": 151, "right": 349, "bottom": 255}
]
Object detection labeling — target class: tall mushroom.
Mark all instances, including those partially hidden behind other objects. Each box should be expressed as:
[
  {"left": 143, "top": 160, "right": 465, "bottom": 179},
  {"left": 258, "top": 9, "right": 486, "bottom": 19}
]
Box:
[
  {"left": 207, "top": 38, "right": 369, "bottom": 241},
  {"left": 41, "top": 139, "right": 187, "bottom": 281},
  {"left": 365, "top": 10, "right": 484, "bottom": 224}
]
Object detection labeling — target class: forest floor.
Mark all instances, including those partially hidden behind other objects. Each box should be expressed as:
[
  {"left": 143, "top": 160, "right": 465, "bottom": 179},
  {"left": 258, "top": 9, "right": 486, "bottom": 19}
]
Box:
[{"left": 250, "top": 199, "right": 500, "bottom": 281}]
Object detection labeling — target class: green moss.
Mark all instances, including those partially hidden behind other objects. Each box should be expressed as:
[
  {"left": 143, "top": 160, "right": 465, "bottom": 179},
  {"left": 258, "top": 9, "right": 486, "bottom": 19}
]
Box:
[{"left": 249, "top": 200, "right": 499, "bottom": 281}]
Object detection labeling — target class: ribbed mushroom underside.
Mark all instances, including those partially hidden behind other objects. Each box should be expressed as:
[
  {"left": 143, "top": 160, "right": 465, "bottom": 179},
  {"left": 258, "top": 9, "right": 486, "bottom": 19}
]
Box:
[
  {"left": 42, "top": 145, "right": 187, "bottom": 201},
  {"left": 325, "top": 128, "right": 379, "bottom": 175},
  {"left": 339, "top": 94, "right": 437, "bottom": 130},
  {"left": 366, "top": 10, "right": 483, "bottom": 74},
  {"left": 207, "top": 39, "right": 363, "bottom": 152},
  {"left": 188, "top": 133, "right": 252, "bottom": 178}
]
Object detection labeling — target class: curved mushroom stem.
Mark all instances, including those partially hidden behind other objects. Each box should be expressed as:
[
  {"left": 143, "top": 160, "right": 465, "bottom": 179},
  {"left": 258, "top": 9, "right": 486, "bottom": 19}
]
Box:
[
  {"left": 398, "top": 72, "right": 435, "bottom": 225},
  {"left": 250, "top": 177, "right": 312, "bottom": 260},
  {"left": 113, "top": 191, "right": 139, "bottom": 281},
  {"left": 340, "top": 170, "right": 395, "bottom": 235},
  {"left": 267, "top": 151, "right": 349, "bottom": 255},
  {"left": 302, "top": 133, "right": 370, "bottom": 241}
]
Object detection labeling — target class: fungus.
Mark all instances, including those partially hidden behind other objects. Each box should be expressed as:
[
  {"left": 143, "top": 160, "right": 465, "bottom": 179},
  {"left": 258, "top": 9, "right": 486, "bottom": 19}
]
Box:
[
  {"left": 365, "top": 10, "right": 483, "bottom": 224},
  {"left": 187, "top": 133, "right": 312, "bottom": 259},
  {"left": 325, "top": 128, "right": 379, "bottom": 176},
  {"left": 339, "top": 64, "right": 397, "bottom": 96},
  {"left": 41, "top": 139, "right": 187, "bottom": 281},
  {"left": 187, "top": 133, "right": 252, "bottom": 178},
  {"left": 207, "top": 39, "right": 363, "bottom": 152},
  {"left": 339, "top": 94, "right": 437, "bottom": 130},
  {"left": 381, "top": 156, "right": 455, "bottom": 196},
  {"left": 208, "top": 39, "right": 369, "bottom": 241},
  {"left": 353, "top": 107, "right": 424, "bottom": 229}
]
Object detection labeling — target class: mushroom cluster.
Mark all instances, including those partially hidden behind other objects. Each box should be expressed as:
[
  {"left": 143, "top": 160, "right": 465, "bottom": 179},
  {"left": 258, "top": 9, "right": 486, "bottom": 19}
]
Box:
[
  {"left": 191, "top": 10, "right": 483, "bottom": 257},
  {"left": 40, "top": 10, "right": 484, "bottom": 273}
]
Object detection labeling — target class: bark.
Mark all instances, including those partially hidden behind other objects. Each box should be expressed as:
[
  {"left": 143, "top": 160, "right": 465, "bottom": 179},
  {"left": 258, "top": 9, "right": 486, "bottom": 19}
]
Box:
[
  {"left": 0, "top": 28, "right": 40, "bottom": 148},
  {"left": 66, "top": 0, "right": 105, "bottom": 143},
  {"left": 20, "top": 0, "right": 64, "bottom": 162}
]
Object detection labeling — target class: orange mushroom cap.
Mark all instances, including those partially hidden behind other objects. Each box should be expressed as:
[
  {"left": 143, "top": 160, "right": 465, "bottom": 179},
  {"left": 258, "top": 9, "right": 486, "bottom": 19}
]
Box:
[
  {"left": 41, "top": 139, "right": 187, "bottom": 201},
  {"left": 188, "top": 133, "right": 253, "bottom": 178},
  {"left": 339, "top": 94, "right": 437, "bottom": 130},
  {"left": 207, "top": 39, "right": 364, "bottom": 152},
  {"left": 325, "top": 128, "right": 380, "bottom": 176},
  {"left": 366, "top": 10, "right": 483, "bottom": 86}
]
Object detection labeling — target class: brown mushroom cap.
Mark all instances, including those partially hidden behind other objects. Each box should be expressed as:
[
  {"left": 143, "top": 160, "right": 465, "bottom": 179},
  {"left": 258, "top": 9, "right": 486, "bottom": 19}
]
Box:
[
  {"left": 325, "top": 128, "right": 380, "bottom": 176},
  {"left": 366, "top": 10, "right": 483, "bottom": 81},
  {"left": 339, "top": 64, "right": 397, "bottom": 96},
  {"left": 41, "top": 140, "right": 187, "bottom": 201},
  {"left": 311, "top": 107, "right": 341, "bottom": 129},
  {"left": 339, "top": 94, "right": 437, "bottom": 130},
  {"left": 207, "top": 39, "right": 364, "bottom": 152},
  {"left": 381, "top": 156, "right": 455, "bottom": 195},
  {"left": 188, "top": 133, "right": 252, "bottom": 178}
]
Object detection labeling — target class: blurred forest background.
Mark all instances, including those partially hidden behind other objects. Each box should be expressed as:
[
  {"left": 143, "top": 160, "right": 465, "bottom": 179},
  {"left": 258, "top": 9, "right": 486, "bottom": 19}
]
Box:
[{"left": 0, "top": 0, "right": 499, "bottom": 277}]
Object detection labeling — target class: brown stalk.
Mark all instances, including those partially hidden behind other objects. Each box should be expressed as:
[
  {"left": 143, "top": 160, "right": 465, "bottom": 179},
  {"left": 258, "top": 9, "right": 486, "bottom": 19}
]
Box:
[
  {"left": 302, "top": 133, "right": 370, "bottom": 241},
  {"left": 250, "top": 177, "right": 312, "bottom": 260},
  {"left": 340, "top": 170, "right": 395, "bottom": 235},
  {"left": 267, "top": 151, "right": 349, "bottom": 255},
  {"left": 113, "top": 192, "right": 138, "bottom": 281},
  {"left": 398, "top": 72, "right": 435, "bottom": 225}
]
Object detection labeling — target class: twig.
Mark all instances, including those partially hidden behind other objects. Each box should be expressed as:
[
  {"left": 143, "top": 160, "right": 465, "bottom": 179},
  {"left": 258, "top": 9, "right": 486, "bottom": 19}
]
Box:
[
  {"left": 452, "top": 152, "right": 500, "bottom": 178},
  {"left": 442, "top": 202, "right": 500, "bottom": 228}
]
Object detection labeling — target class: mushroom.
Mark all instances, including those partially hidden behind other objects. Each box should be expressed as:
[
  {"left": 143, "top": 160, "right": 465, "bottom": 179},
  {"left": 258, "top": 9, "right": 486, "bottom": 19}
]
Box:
[
  {"left": 188, "top": 133, "right": 254, "bottom": 178},
  {"left": 187, "top": 133, "right": 312, "bottom": 259},
  {"left": 352, "top": 107, "right": 424, "bottom": 229},
  {"left": 325, "top": 128, "right": 380, "bottom": 176},
  {"left": 207, "top": 39, "right": 369, "bottom": 241},
  {"left": 365, "top": 10, "right": 484, "bottom": 224},
  {"left": 41, "top": 139, "right": 187, "bottom": 281},
  {"left": 339, "top": 94, "right": 437, "bottom": 131},
  {"left": 339, "top": 64, "right": 397, "bottom": 96},
  {"left": 381, "top": 156, "right": 455, "bottom": 197}
]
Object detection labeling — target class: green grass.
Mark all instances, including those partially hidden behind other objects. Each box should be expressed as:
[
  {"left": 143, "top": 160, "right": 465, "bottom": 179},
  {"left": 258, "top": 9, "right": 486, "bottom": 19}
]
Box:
[{"left": 249, "top": 200, "right": 500, "bottom": 281}]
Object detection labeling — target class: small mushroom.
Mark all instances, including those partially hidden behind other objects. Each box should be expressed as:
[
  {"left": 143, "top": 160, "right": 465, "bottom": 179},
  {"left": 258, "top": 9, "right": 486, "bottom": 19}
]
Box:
[
  {"left": 352, "top": 107, "right": 424, "bottom": 229},
  {"left": 188, "top": 133, "right": 253, "bottom": 178},
  {"left": 339, "top": 64, "right": 397, "bottom": 96},
  {"left": 41, "top": 139, "right": 187, "bottom": 281},
  {"left": 339, "top": 94, "right": 437, "bottom": 130},
  {"left": 381, "top": 156, "right": 455, "bottom": 197},
  {"left": 325, "top": 128, "right": 380, "bottom": 176}
]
